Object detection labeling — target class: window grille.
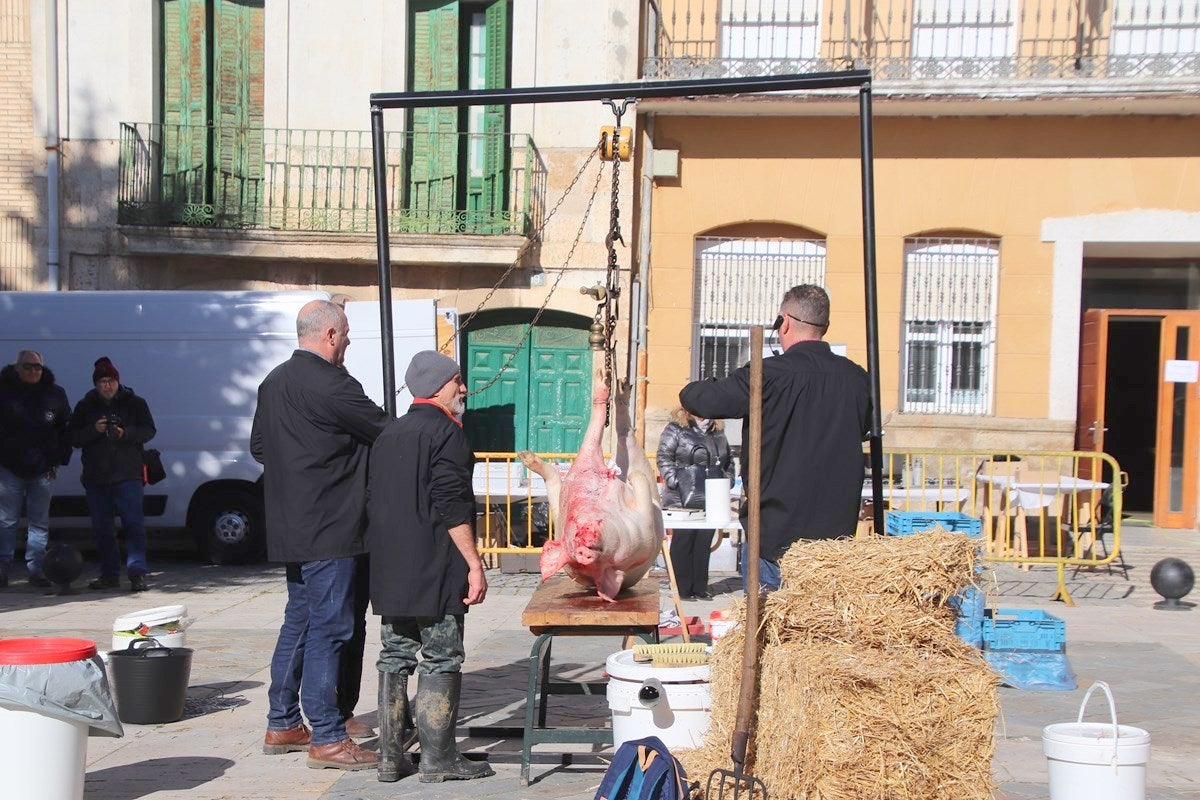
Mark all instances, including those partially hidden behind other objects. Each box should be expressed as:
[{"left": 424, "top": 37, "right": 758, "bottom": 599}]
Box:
[
  {"left": 1109, "top": 0, "right": 1200, "bottom": 76},
  {"left": 693, "top": 236, "right": 826, "bottom": 380},
  {"left": 910, "top": 0, "right": 1016, "bottom": 78},
  {"left": 720, "top": 0, "right": 822, "bottom": 61},
  {"left": 901, "top": 237, "right": 999, "bottom": 415}
]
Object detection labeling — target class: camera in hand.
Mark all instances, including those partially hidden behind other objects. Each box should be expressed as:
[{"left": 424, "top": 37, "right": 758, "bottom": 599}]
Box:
[{"left": 105, "top": 413, "right": 122, "bottom": 439}]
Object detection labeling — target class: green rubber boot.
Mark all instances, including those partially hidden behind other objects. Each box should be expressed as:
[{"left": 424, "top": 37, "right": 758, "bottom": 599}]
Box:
[{"left": 415, "top": 672, "right": 494, "bottom": 783}]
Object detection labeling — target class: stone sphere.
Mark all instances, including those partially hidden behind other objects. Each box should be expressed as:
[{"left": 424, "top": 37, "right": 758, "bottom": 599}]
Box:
[
  {"left": 42, "top": 543, "right": 84, "bottom": 586},
  {"left": 1150, "top": 557, "right": 1195, "bottom": 601}
]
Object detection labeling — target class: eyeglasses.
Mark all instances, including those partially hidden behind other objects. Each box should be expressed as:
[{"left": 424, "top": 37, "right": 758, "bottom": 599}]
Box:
[
  {"left": 772, "top": 312, "right": 827, "bottom": 331},
  {"left": 19, "top": 362, "right": 43, "bottom": 371}
]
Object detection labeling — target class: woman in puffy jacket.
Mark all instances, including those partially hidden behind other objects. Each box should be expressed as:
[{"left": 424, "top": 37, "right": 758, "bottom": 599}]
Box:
[{"left": 656, "top": 407, "right": 732, "bottom": 601}]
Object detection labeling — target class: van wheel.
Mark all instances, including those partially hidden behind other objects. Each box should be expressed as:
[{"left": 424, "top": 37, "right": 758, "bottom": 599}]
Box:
[{"left": 192, "top": 489, "right": 264, "bottom": 565}]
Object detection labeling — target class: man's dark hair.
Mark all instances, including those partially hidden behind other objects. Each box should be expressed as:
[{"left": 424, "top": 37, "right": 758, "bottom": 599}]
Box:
[{"left": 781, "top": 284, "right": 830, "bottom": 329}]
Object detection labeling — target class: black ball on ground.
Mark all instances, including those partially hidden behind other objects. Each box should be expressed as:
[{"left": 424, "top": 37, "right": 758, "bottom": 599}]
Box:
[
  {"left": 1150, "top": 557, "right": 1195, "bottom": 610},
  {"left": 43, "top": 543, "right": 84, "bottom": 593}
]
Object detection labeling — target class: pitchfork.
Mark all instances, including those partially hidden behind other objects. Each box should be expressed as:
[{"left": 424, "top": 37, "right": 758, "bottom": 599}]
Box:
[{"left": 706, "top": 326, "right": 768, "bottom": 800}]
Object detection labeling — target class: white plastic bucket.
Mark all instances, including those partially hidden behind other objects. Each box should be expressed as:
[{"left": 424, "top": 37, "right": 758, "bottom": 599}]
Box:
[
  {"left": 606, "top": 649, "right": 711, "bottom": 750},
  {"left": 0, "top": 706, "right": 87, "bottom": 800},
  {"left": 1043, "top": 682, "right": 1151, "bottom": 800},
  {"left": 112, "top": 604, "right": 189, "bottom": 652}
]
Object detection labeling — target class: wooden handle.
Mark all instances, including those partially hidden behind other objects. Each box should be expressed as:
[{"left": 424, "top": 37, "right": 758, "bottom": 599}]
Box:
[{"left": 732, "top": 325, "right": 764, "bottom": 767}]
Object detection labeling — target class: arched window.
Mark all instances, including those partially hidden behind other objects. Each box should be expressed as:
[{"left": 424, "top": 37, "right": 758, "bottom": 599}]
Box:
[
  {"left": 902, "top": 236, "right": 999, "bottom": 414},
  {"left": 693, "top": 236, "right": 827, "bottom": 379}
]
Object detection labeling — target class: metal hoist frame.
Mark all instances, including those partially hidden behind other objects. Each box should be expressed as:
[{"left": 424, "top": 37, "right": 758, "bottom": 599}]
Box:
[{"left": 583, "top": 97, "right": 635, "bottom": 424}]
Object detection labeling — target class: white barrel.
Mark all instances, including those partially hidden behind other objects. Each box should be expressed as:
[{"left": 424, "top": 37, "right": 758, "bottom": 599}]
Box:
[
  {"left": 1043, "top": 682, "right": 1150, "bottom": 800},
  {"left": 112, "top": 604, "right": 189, "bottom": 651},
  {"left": 606, "top": 649, "right": 711, "bottom": 750},
  {"left": 0, "top": 706, "right": 87, "bottom": 800},
  {"left": 704, "top": 477, "right": 732, "bottom": 524}
]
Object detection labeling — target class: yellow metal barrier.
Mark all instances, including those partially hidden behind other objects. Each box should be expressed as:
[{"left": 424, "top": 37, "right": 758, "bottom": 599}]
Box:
[{"left": 471, "top": 448, "right": 1124, "bottom": 605}]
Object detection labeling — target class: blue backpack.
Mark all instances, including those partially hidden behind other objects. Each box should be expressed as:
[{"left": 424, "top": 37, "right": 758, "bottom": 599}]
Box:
[{"left": 595, "top": 736, "right": 690, "bottom": 800}]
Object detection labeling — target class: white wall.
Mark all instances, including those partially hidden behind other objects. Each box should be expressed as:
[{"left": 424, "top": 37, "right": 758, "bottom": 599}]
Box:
[
  {"left": 63, "top": 0, "right": 155, "bottom": 140},
  {"left": 265, "top": 0, "right": 408, "bottom": 132}
]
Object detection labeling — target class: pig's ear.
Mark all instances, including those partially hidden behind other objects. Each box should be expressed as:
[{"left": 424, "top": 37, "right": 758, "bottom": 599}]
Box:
[
  {"left": 539, "top": 540, "right": 570, "bottom": 581},
  {"left": 595, "top": 567, "right": 626, "bottom": 603}
]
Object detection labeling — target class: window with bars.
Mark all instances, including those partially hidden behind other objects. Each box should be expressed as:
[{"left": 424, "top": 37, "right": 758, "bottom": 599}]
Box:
[
  {"left": 910, "top": 0, "right": 1016, "bottom": 78},
  {"left": 693, "top": 236, "right": 826, "bottom": 380},
  {"left": 719, "top": 0, "right": 822, "bottom": 61},
  {"left": 1110, "top": 0, "right": 1200, "bottom": 65},
  {"left": 901, "top": 237, "right": 998, "bottom": 415}
]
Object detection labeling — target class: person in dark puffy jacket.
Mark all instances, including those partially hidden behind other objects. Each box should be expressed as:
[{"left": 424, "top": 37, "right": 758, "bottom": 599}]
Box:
[
  {"left": 68, "top": 356, "right": 156, "bottom": 592},
  {"left": 656, "top": 407, "right": 732, "bottom": 601},
  {"left": 0, "top": 349, "right": 71, "bottom": 589}
]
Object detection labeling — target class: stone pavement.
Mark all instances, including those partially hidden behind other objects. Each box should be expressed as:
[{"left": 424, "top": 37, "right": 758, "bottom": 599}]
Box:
[{"left": 0, "top": 523, "right": 1196, "bottom": 799}]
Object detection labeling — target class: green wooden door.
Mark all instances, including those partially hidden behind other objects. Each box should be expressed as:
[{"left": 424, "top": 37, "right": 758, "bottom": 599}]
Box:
[
  {"left": 463, "top": 320, "right": 590, "bottom": 453},
  {"left": 408, "top": 1, "right": 461, "bottom": 233},
  {"left": 160, "top": 0, "right": 263, "bottom": 226},
  {"left": 528, "top": 327, "right": 590, "bottom": 452}
]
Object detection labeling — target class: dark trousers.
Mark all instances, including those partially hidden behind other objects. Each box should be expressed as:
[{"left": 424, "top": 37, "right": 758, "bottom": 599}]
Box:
[
  {"left": 266, "top": 556, "right": 356, "bottom": 746},
  {"left": 670, "top": 529, "right": 714, "bottom": 597},
  {"left": 85, "top": 480, "right": 147, "bottom": 580},
  {"left": 337, "top": 553, "right": 369, "bottom": 719},
  {"left": 377, "top": 614, "right": 466, "bottom": 676}
]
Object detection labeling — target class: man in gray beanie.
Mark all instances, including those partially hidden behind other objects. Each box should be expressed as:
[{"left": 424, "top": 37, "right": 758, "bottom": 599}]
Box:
[{"left": 366, "top": 350, "right": 492, "bottom": 783}]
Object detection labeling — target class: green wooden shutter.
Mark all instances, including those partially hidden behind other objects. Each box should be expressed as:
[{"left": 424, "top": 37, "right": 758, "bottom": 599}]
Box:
[
  {"left": 161, "top": 0, "right": 209, "bottom": 215},
  {"left": 408, "top": 1, "right": 461, "bottom": 233},
  {"left": 481, "top": 0, "right": 510, "bottom": 232},
  {"left": 211, "top": 0, "right": 265, "bottom": 224}
]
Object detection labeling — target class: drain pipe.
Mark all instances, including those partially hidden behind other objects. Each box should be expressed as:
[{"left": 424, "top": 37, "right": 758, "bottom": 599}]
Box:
[
  {"left": 630, "top": 112, "right": 655, "bottom": 441},
  {"left": 45, "top": 0, "right": 61, "bottom": 290}
]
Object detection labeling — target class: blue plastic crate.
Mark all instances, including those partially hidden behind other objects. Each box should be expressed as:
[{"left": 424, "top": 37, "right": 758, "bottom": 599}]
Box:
[
  {"left": 950, "top": 585, "right": 985, "bottom": 648},
  {"left": 982, "top": 608, "right": 1066, "bottom": 652},
  {"left": 884, "top": 511, "right": 983, "bottom": 538}
]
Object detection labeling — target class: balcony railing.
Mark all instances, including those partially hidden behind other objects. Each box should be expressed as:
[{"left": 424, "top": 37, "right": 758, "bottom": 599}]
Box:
[
  {"left": 644, "top": 0, "right": 1200, "bottom": 82},
  {"left": 117, "top": 123, "right": 547, "bottom": 237}
]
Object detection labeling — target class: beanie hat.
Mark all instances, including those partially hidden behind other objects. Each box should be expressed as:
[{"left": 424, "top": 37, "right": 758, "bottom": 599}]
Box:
[
  {"left": 92, "top": 357, "right": 120, "bottom": 385},
  {"left": 405, "top": 350, "right": 460, "bottom": 399}
]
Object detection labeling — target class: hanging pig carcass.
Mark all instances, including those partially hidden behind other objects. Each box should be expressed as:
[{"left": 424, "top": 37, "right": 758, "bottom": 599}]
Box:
[{"left": 519, "top": 376, "right": 664, "bottom": 602}]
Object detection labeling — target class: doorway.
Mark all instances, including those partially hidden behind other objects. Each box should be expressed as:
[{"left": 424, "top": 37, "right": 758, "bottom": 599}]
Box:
[{"left": 1076, "top": 309, "right": 1200, "bottom": 528}]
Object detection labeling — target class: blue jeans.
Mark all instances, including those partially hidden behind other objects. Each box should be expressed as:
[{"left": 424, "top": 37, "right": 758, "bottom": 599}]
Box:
[
  {"left": 740, "top": 541, "right": 781, "bottom": 593},
  {"left": 267, "top": 557, "right": 357, "bottom": 746},
  {"left": 85, "top": 480, "right": 147, "bottom": 580},
  {"left": 0, "top": 465, "right": 53, "bottom": 575}
]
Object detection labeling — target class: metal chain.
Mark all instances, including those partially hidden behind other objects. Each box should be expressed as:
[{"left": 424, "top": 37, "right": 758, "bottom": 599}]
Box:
[{"left": 464, "top": 159, "right": 609, "bottom": 399}]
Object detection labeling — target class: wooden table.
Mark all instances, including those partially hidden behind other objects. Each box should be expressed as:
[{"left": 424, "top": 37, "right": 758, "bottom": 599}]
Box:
[{"left": 515, "top": 574, "right": 660, "bottom": 785}]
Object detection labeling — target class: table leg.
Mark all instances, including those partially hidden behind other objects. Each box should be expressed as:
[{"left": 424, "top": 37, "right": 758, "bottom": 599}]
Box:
[
  {"left": 522, "top": 632, "right": 553, "bottom": 786},
  {"left": 660, "top": 536, "right": 689, "bottom": 643}
]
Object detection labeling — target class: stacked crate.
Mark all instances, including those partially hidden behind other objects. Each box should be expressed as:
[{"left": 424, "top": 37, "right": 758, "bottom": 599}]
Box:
[{"left": 980, "top": 608, "right": 1075, "bottom": 690}]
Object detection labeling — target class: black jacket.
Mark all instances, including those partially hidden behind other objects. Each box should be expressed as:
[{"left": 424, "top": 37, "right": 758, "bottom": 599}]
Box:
[
  {"left": 0, "top": 364, "right": 72, "bottom": 479},
  {"left": 680, "top": 340, "right": 871, "bottom": 561},
  {"left": 367, "top": 402, "right": 476, "bottom": 618},
  {"left": 250, "top": 349, "right": 390, "bottom": 563},
  {"left": 69, "top": 385, "right": 156, "bottom": 487},
  {"left": 655, "top": 419, "right": 732, "bottom": 508}
]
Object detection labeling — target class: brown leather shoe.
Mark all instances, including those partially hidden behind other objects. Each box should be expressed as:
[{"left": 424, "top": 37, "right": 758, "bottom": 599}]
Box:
[
  {"left": 306, "top": 738, "right": 379, "bottom": 770},
  {"left": 263, "top": 723, "right": 311, "bottom": 755},
  {"left": 344, "top": 715, "right": 375, "bottom": 739}
]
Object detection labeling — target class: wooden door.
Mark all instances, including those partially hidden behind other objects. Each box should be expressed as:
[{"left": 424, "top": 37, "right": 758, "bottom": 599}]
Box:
[
  {"left": 527, "top": 327, "right": 590, "bottom": 452},
  {"left": 1074, "top": 309, "right": 1109, "bottom": 479},
  {"left": 1153, "top": 314, "right": 1200, "bottom": 529},
  {"left": 464, "top": 323, "right": 528, "bottom": 451}
]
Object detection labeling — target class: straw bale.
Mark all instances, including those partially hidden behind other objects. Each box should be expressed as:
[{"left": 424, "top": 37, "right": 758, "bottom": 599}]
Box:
[{"left": 678, "top": 531, "right": 999, "bottom": 800}]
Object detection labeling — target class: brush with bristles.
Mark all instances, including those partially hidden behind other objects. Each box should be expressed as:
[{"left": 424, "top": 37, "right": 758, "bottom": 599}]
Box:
[
  {"left": 651, "top": 651, "right": 710, "bottom": 668},
  {"left": 631, "top": 642, "right": 707, "bottom": 662}
]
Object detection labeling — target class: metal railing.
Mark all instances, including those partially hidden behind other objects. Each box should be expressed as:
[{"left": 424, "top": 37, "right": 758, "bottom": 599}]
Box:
[
  {"left": 644, "top": 0, "right": 1200, "bottom": 82},
  {"left": 117, "top": 123, "right": 546, "bottom": 236},
  {"left": 474, "top": 447, "right": 1125, "bottom": 605}
]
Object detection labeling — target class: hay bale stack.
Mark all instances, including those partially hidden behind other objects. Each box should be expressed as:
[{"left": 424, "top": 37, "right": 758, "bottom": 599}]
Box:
[{"left": 680, "top": 531, "right": 998, "bottom": 800}]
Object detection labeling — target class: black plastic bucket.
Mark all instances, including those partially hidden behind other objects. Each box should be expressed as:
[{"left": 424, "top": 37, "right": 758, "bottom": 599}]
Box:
[{"left": 108, "top": 638, "right": 192, "bottom": 724}]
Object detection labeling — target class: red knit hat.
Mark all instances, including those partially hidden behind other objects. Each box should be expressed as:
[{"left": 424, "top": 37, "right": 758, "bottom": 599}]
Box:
[{"left": 92, "top": 357, "right": 119, "bottom": 384}]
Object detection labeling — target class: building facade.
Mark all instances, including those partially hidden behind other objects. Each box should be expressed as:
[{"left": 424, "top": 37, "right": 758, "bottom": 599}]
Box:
[
  {"left": 636, "top": 0, "right": 1200, "bottom": 526},
  {"left": 4, "top": 0, "right": 642, "bottom": 454}
]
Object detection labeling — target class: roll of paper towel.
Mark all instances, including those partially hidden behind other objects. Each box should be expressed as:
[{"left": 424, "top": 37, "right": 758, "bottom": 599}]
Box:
[{"left": 705, "top": 477, "right": 731, "bottom": 524}]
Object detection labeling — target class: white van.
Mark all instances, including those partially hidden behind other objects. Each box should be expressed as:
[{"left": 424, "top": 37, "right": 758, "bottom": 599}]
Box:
[{"left": 0, "top": 290, "right": 441, "bottom": 563}]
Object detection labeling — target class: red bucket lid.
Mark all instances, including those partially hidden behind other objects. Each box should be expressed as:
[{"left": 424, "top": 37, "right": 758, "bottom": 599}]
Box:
[{"left": 0, "top": 638, "right": 98, "bottom": 665}]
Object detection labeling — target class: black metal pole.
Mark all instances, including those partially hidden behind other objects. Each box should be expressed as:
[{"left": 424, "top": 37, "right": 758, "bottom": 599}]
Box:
[
  {"left": 370, "top": 105, "right": 397, "bottom": 417},
  {"left": 371, "top": 70, "right": 870, "bottom": 109},
  {"left": 859, "top": 84, "right": 885, "bottom": 534}
]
